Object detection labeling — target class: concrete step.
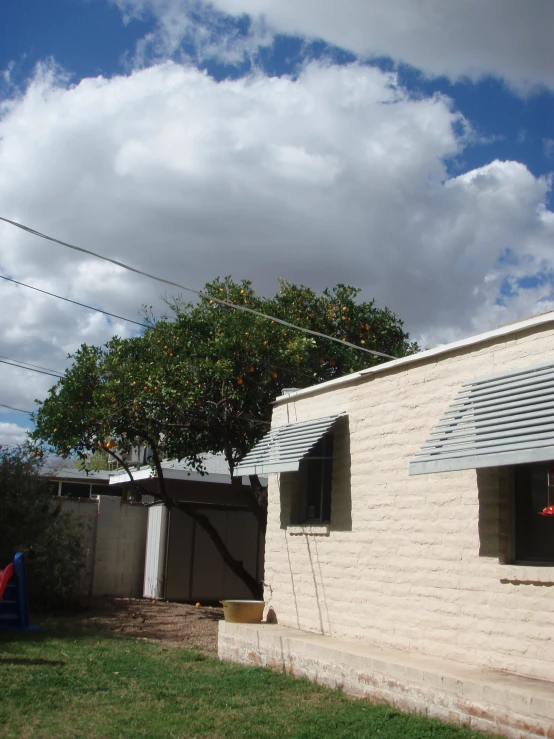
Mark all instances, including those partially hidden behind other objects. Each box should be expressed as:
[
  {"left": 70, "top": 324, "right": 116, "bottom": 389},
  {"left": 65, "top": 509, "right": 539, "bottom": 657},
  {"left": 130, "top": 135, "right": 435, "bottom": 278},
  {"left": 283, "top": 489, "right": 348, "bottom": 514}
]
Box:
[{"left": 219, "top": 621, "right": 554, "bottom": 738}]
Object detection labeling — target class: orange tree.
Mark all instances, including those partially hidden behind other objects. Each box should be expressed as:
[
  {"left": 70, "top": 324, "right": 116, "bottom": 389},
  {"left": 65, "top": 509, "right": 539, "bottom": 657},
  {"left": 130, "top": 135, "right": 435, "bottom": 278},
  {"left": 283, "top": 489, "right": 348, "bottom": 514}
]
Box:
[
  {"left": 32, "top": 277, "right": 417, "bottom": 596},
  {"left": 159, "top": 277, "right": 417, "bottom": 467}
]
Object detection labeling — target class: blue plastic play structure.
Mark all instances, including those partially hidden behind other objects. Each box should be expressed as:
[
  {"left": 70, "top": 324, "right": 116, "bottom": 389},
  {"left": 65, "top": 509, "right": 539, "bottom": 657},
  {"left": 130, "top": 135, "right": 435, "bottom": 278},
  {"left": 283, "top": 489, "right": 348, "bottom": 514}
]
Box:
[{"left": 0, "top": 552, "right": 40, "bottom": 631}]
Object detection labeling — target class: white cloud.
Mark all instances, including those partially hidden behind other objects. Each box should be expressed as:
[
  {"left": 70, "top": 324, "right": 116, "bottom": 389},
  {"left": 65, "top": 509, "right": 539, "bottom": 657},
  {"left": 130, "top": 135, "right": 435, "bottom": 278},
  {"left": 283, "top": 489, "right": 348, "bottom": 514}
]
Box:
[
  {"left": 112, "top": 0, "right": 554, "bottom": 92},
  {"left": 0, "top": 421, "right": 31, "bottom": 447},
  {"left": 0, "top": 60, "right": 553, "bottom": 413}
]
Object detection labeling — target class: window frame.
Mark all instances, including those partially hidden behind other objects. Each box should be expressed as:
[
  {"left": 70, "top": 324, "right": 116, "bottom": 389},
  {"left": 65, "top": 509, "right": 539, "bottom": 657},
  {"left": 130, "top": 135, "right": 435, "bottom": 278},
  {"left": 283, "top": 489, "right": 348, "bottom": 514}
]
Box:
[{"left": 512, "top": 462, "right": 554, "bottom": 566}]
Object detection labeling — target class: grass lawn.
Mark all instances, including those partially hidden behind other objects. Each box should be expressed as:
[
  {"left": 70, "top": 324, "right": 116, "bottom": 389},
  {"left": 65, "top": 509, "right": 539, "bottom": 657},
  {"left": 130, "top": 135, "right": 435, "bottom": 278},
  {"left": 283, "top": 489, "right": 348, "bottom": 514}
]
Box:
[{"left": 0, "top": 619, "right": 492, "bottom": 739}]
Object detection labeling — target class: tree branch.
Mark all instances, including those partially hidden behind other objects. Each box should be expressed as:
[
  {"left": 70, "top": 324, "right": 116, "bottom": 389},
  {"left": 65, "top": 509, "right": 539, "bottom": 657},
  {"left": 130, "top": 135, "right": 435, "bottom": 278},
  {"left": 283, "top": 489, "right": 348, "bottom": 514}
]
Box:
[
  {"left": 111, "top": 434, "right": 263, "bottom": 598},
  {"left": 175, "top": 500, "right": 262, "bottom": 598},
  {"left": 104, "top": 448, "right": 152, "bottom": 499}
]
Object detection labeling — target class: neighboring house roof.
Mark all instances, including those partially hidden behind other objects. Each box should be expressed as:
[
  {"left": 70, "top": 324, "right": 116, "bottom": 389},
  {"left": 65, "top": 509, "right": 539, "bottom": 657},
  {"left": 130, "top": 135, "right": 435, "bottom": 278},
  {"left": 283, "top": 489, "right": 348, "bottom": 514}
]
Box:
[
  {"left": 108, "top": 452, "right": 267, "bottom": 487},
  {"left": 45, "top": 453, "right": 267, "bottom": 488},
  {"left": 43, "top": 467, "right": 112, "bottom": 483}
]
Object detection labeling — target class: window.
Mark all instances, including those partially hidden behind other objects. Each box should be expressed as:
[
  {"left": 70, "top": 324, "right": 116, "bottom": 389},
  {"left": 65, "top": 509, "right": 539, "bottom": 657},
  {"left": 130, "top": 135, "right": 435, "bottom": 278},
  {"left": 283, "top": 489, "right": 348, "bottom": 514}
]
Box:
[
  {"left": 91, "top": 484, "right": 124, "bottom": 497},
  {"left": 299, "top": 433, "right": 334, "bottom": 523},
  {"left": 514, "top": 463, "right": 554, "bottom": 564},
  {"left": 60, "top": 481, "right": 91, "bottom": 498}
]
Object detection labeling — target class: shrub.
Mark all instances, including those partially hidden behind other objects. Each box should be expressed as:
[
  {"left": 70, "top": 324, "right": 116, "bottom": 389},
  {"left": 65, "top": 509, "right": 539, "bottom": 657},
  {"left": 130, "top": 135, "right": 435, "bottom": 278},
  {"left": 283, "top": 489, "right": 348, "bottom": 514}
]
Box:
[{"left": 0, "top": 446, "right": 85, "bottom": 611}]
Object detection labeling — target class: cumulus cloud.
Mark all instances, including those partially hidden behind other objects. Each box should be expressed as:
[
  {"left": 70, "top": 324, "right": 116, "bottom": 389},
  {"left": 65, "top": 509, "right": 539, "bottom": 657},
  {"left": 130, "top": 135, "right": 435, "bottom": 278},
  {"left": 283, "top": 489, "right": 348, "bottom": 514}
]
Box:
[
  {"left": 0, "top": 59, "right": 553, "bottom": 413},
  {"left": 112, "top": 0, "right": 554, "bottom": 92},
  {"left": 0, "top": 422, "right": 31, "bottom": 447}
]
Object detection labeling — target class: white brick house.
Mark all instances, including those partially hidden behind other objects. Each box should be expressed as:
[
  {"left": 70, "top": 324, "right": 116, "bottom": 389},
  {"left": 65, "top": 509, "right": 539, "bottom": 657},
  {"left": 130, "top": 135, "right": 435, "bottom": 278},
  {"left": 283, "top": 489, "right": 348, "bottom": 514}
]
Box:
[{"left": 219, "top": 312, "right": 554, "bottom": 737}]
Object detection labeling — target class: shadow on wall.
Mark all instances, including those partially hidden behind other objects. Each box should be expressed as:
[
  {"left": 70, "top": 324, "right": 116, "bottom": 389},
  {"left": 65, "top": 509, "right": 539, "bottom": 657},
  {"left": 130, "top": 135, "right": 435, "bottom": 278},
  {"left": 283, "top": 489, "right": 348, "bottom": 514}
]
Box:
[
  {"left": 279, "top": 415, "right": 352, "bottom": 531},
  {"left": 477, "top": 466, "right": 512, "bottom": 563},
  {"left": 330, "top": 415, "right": 352, "bottom": 532},
  {"left": 274, "top": 416, "right": 352, "bottom": 633}
]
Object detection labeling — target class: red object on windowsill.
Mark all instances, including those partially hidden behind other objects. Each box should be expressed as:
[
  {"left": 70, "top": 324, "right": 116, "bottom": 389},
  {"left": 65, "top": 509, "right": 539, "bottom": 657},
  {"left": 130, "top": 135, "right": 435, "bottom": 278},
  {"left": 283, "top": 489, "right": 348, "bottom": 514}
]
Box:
[{"left": 540, "top": 470, "right": 554, "bottom": 516}]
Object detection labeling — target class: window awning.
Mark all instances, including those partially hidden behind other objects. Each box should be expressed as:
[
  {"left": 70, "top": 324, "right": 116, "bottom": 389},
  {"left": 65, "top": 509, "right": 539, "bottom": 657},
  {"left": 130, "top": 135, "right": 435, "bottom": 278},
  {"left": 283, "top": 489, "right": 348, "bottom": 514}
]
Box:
[
  {"left": 235, "top": 414, "right": 343, "bottom": 476},
  {"left": 409, "top": 360, "right": 554, "bottom": 475}
]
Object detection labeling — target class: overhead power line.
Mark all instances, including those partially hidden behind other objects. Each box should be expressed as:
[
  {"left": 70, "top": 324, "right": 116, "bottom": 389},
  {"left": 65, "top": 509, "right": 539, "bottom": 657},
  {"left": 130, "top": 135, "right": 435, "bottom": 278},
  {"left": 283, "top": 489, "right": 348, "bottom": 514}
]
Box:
[
  {"left": 0, "top": 216, "right": 395, "bottom": 360},
  {"left": 0, "top": 274, "right": 150, "bottom": 329},
  {"left": 0, "top": 358, "right": 63, "bottom": 378},
  {"left": 0, "top": 402, "right": 33, "bottom": 414},
  {"left": 0, "top": 354, "right": 65, "bottom": 376},
  {"left": 0, "top": 278, "right": 302, "bottom": 378}
]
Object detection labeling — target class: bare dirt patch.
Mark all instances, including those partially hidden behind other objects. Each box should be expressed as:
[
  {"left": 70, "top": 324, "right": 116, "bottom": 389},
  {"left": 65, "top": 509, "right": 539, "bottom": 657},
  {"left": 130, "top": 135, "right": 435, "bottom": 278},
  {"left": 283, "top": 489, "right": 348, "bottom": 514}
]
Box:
[{"left": 78, "top": 597, "right": 224, "bottom": 657}]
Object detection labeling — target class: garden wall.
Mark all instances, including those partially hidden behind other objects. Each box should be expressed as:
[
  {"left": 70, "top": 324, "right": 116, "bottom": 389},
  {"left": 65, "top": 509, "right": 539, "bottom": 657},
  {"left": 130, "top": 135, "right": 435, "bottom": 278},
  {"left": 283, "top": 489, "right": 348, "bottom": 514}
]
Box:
[{"left": 61, "top": 496, "right": 148, "bottom": 600}]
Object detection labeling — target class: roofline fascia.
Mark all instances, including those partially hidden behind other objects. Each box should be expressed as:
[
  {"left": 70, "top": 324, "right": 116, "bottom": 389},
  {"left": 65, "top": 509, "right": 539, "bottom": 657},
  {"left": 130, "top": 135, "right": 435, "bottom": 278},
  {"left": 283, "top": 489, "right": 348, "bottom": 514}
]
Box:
[
  {"left": 274, "top": 311, "right": 554, "bottom": 406},
  {"left": 107, "top": 467, "right": 264, "bottom": 486}
]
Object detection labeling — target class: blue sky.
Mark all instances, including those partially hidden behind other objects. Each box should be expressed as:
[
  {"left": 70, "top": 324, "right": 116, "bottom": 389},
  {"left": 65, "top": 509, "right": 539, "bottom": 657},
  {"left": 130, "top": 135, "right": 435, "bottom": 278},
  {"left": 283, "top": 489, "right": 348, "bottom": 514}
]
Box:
[
  {"left": 3, "top": 1, "right": 552, "bottom": 185},
  {"left": 0, "top": 0, "right": 553, "bottom": 443},
  {"left": 3, "top": 0, "right": 552, "bottom": 188}
]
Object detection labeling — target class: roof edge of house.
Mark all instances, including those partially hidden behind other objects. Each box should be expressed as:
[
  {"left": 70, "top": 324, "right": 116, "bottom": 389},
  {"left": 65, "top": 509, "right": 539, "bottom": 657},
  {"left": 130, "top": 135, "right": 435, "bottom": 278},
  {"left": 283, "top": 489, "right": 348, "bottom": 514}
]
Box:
[{"left": 274, "top": 310, "right": 554, "bottom": 405}]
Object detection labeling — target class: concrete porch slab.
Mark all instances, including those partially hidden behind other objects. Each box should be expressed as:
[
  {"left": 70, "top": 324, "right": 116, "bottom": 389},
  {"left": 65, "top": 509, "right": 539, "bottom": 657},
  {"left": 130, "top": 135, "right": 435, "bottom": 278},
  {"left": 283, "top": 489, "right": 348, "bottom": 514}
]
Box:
[{"left": 218, "top": 622, "right": 554, "bottom": 738}]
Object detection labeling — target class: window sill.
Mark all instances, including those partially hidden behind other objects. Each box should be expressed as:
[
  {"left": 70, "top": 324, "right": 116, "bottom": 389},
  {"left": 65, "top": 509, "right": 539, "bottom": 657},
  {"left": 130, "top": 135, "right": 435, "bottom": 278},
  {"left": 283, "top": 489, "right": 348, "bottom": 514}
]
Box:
[
  {"left": 287, "top": 525, "right": 330, "bottom": 537},
  {"left": 498, "top": 563, "right": 554, "bottom": 586}
]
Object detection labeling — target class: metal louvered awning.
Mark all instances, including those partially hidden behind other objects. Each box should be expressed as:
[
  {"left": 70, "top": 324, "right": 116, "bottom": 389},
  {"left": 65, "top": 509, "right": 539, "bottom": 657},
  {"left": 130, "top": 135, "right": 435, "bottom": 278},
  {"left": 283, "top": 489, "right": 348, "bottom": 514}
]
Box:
[
  {"left": 410, "top": 360, "right": 554, "bottom": 475},
  {"left": 235, "top": 414, "right": 342, "bottom": 476}
]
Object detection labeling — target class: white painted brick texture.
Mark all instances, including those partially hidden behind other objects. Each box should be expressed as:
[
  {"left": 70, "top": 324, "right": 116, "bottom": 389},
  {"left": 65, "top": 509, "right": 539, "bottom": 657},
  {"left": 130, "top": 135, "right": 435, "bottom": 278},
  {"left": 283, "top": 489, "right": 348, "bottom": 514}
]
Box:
[{"left": 264, "top": 325, "right": 554, "bottom": 682}]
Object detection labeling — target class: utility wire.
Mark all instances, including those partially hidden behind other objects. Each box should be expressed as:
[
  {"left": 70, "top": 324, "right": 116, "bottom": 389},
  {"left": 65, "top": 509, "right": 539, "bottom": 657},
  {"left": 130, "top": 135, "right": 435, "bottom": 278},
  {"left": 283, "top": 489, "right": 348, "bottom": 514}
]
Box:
[
  {"left": 0, "top": 354, "right": 65, "bottom": 376},
  {"left": 0, "top": 278, "right": 317, "bottom": 379},
  {"left": 0, "top": 274, "right": 150, "bottom": 329},
  {"left": 0, "top": 402, "right": 33, "bottom": 414},
  {"left": 0, "top": 358, "right": 63, "bottom": 378},
  {"left": 0, "top": 216, "right": 395, "bottom": 360}
]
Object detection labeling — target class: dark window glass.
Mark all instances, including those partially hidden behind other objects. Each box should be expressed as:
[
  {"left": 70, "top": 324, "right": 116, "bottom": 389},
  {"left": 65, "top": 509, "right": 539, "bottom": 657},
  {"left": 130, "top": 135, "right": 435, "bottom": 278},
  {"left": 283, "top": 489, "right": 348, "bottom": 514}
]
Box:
[
  {"left": 302, "top": 434, "right": 333, "bottom": 523},
  {"left": 514, "top": 463, "right": 554, "bottom": 564},
  {"left": 90, "top": 484, "right": 122, "bottom": 497},
  {"left": 60, "top": 482, "right": 91, "bottom": 498}
]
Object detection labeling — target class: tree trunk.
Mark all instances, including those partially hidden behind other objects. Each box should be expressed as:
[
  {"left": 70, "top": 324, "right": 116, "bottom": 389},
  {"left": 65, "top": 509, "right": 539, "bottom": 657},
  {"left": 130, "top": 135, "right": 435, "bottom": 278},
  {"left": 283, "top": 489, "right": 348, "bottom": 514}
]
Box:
[
  {"left": 111, "top": 443, "right": 264, "bottom": 599},
  {"left": 175, "top": 501, "right": 262, "bottom": 599},
  {"left": 148, "top": 444, "right": 263, "bottom": 600}
]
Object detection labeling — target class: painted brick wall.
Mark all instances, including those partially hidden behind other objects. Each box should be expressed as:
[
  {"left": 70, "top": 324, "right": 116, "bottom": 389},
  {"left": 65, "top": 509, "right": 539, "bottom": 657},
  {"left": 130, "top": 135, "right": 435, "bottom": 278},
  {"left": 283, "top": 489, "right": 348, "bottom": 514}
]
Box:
[{"left": 263, "top": 323, "right": 554, "bottom": 682}]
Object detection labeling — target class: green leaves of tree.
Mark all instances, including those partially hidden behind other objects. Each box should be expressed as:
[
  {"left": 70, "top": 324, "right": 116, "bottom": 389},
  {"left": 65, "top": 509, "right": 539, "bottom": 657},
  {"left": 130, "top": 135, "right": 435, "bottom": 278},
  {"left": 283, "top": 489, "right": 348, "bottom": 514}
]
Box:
[{"left": 32, "top": 278, "right": 417, "bottom": 476}]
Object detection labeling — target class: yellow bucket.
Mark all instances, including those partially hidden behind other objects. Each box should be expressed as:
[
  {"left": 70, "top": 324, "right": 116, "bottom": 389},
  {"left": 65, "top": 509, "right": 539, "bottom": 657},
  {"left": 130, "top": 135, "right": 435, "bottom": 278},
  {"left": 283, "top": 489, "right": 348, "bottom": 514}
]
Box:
[{"left": 220, "top": 600, "right": 264, "bottom": 623}]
